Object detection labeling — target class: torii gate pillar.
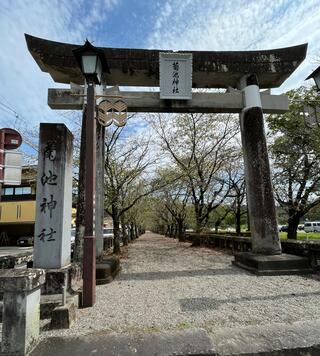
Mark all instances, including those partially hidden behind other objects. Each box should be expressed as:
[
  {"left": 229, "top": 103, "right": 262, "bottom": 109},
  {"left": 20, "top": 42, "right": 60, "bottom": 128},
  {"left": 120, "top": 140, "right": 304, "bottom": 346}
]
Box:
[
  {"left": 239, "top": 74, "right": 281, "bottom": 255},
  {"left": 233, "top": 74, "right": 311, "bottom": 275}
]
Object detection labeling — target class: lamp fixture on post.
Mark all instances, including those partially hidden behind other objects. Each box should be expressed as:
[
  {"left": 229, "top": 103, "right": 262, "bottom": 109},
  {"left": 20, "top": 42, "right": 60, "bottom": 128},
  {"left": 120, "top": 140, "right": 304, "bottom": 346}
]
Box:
[
  {"left": 72, "top": 40, "right": 108, "bottom": 308},
  {"left": 73, "top": 39, "right": 109, "bottom": 85},
  {"left": 306, "top": 65, "right": 320, "bottom": 92}
]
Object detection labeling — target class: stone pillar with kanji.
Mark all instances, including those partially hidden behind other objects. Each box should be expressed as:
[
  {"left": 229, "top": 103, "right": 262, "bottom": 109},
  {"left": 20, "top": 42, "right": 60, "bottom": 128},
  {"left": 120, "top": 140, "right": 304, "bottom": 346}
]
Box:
[
  {"left": 34, "top": 123, "right": 73, "bottom": 269},
  {"left": 239, "top": 75, "right": 281, "bottom": 255}
]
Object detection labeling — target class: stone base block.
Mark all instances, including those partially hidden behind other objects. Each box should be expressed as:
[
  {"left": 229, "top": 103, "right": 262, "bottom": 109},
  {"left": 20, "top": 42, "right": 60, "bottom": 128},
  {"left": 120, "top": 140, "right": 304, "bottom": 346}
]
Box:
[
  {"left": 0, "top": 256, "right": 15, "bottom": 269},
  {"left": 0, "top": 269, "right": 45, "bottom": 355},
  {"left": 233, "top": 252, "right": 313, "bottom": 275},
  {"left": 96, "top": 256, "right": 120, "bottom": 285},
  {"left": 40, "top": 293, "right": 79, "bottom": 319},
  {"left": 50, "top": 302, "right": 76, "bottom": 329},
  {"left": 39, "top": 263, "right": 82, "bottom": 295}
]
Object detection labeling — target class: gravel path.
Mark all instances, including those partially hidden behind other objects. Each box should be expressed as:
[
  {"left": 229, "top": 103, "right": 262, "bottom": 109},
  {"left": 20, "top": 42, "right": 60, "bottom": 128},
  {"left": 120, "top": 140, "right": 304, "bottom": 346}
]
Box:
[{"left": 41, "top": 232, "right": 320, "bottom": 339}]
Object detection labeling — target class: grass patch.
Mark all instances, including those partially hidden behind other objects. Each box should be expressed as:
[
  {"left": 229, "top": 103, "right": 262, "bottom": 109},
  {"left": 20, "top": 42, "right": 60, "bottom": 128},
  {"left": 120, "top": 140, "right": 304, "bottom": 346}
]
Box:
[
  {"left": 174, "top": 321, "right": 193, "bottom": 330},
  {"left": 279, "top": 232, "right": 320, "bottom": 240}
]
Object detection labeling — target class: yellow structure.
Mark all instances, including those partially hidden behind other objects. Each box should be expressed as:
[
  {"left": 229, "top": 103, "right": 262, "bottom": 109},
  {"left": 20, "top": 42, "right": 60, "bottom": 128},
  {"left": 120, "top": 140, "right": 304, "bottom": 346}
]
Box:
[
  {"left": 0, "top": 165, "right": 78, "bottom": 244},
  {"left": 0, "top": 166, "right": 37, "bottom": 242},
  {"left": 0, "top": 201, "right": 36, "bottom": 224}
]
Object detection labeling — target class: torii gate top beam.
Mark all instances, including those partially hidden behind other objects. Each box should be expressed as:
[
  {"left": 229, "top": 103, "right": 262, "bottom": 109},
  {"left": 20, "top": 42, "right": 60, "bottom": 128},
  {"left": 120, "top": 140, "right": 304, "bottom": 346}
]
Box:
[{"left": 25, "top": 34, "right": 307, "bottom": 89}]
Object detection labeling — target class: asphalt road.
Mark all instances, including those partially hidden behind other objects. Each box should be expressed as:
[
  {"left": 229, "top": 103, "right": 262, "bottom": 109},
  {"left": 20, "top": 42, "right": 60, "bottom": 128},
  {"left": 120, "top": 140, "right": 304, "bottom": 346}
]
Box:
[
  {"left": 31, "top": 328, "right": 215, "bottom": 356},
  {"left": 0, "top": 245, "right": 33, "bottom": 257}
]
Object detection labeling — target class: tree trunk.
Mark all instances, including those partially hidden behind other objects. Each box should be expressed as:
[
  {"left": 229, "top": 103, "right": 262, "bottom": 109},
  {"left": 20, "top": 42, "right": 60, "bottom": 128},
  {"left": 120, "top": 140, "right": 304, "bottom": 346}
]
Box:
[
  {"left": 127, "top": 224, "right": 132, "bottom": 242},
  {"left": 193, "top": 202, "right": 203, "bottom": 233},
  {"left": 130, "top": 222, "right": 135, "bottom": 240},
  {"left": 195, "top": 218, "right": 202, "bottom": 234},
  {"left": 132, "top": 224, "right": 137, "bottom": 239},
  {"left": 174, "top": 224, "right": 178, "bottom": 238},
  {"left": 74, "top": 110, "right": 86, "bottom": 262},
  {"left": 112, "top": 203, "right": 121, "bottom": 254},
  {"left": 214, "top": 221, "right": 219, "bottom": 233},
  {"left": 177, "top": 219, "right": 185, "bottom": 241},
  {"left": 170, "top": 224, "right": 173, "bottom": 238},
  {"left": 235, "top": 203, "right": 241, "bottom": 236},
  {"left": 121, "top": 217, "right": 129, "bottom": 246},
  {"left": 287, "top": 211, "right": 300, "bottom": 239}
]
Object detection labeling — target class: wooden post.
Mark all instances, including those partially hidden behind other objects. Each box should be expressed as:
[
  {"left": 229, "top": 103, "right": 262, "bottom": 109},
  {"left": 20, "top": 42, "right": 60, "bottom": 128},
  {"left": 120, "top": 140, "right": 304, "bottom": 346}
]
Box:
[
  {"left": 95, "top": 123, "right": 105, "bottom": 258},
  {"left": 74, "top": 111, "right": 86, "bottom": 262},
  {"left": 83, "top": 82, "right": 96, "bottom": 307}
]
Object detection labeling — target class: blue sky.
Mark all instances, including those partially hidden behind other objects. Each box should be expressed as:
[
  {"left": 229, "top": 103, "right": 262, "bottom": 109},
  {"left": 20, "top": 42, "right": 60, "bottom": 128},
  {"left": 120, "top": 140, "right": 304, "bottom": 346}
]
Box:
[{"left": 0, "top": 0, "right": 320, "bottom": 133}]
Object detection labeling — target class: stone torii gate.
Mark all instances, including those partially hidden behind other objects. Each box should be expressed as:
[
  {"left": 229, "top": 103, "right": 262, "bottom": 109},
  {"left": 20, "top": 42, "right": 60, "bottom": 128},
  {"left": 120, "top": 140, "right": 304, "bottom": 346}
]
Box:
[{"left": 25, "top": 34, "right": 310, "bottom": 277}]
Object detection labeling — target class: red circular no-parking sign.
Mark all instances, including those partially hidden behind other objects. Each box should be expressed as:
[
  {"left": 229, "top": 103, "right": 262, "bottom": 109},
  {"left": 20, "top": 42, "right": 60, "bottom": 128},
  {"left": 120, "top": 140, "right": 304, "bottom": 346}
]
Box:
[{"left": 0, "top": 128, "right": 22, "bottom": 150}]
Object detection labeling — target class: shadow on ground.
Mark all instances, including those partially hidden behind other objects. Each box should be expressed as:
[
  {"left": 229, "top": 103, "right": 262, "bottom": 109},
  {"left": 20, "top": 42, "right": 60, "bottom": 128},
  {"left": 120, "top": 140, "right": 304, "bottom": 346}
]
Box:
[
  {"left": 179, "top": 290, "right": 320, "bottom": 311},
  {"left": 119, "top": 266, "right": 244, "bottom": 281}
]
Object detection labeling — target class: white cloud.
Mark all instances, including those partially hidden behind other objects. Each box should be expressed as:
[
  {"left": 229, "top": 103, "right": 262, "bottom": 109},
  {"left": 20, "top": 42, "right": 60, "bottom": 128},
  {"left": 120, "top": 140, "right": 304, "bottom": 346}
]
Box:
[
  {"left": 146, "top": 0, "right": 320, "bottom": 92},
  {"left": 1, "top": 0, "right": 320, "bottom": 138},
  {"left": 0, "top": 0, "right": 120, "bottom": 131}
]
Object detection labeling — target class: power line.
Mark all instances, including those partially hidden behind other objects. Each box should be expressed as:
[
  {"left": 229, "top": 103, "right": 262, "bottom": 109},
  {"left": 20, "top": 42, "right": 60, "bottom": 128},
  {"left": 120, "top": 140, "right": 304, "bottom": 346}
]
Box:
[
  {"left": 0, "top": 101, "right": 19, "bottom": 117},
  {"left": 0, "top": 97, "right": 39, "bottom": 153},
  {"left": 0, "top": 95, "right": 17, "bottom": 117},
  {"left": 0, "top": 103, "right": 16, "bottom": 116}
]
